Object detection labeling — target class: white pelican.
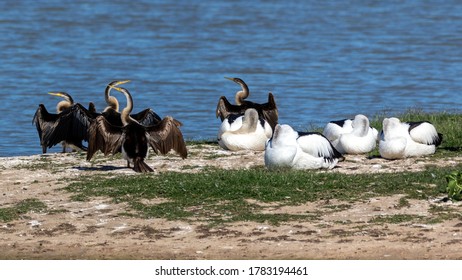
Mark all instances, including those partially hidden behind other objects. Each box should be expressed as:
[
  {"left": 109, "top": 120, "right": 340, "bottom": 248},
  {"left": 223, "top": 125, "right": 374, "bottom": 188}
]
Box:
[
  {"left": 218, "top": 108, "right": 272, "bottom": 151},
  {"left": 265, "top": 124, "right": 343, "bottom": 170},
  {"left": 218, "top": 112, "right": 272, "bottom": 139},
  {"left": 379, "top": 117, "right": 443, "bottom": 159},
  {"left": 323, "top": 114, "right": 379, "bottom": 154},
  {"left": 216, "top": 77, "right": 278, "bottom": 130}
]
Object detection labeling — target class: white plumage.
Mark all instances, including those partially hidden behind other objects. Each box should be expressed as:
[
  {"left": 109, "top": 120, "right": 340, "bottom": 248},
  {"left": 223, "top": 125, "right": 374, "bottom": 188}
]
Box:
[
  {"left": 217, "top": 114, "right": 243, "bottom": 140},
  {"left": 323, "top": 119, "right": 353, "bottom": 145},
  {"left": 379, "top": 117, "right": 443, "bottom": 159},
  {"left": 218, "top": 108, "right": 272, "bottom": 151},
  {"left": 265, "top": 124, "right": 343, "bottom": 170},
  {"left": 322, "top": 114, "right": 378, "bottom": 154}
]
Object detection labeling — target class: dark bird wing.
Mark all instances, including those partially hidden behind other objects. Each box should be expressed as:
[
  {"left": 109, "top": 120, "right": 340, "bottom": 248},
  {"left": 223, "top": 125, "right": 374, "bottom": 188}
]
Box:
[
  {"left": 216, "top": 93, "right": 279, "bottom": 130},
  {"left": 216, "top": 96, "right": 244, "bottom": 121},
  {"left": 88, "top": 102, "right": 97, "bottom": 114},
  {"left": 146, "top": 116, "right": 188, "bottom": 159},
  {"left": 131, "top": 108, "right": 162, "bottom": 126},
  {"left": 258, "top": 92, "right": 278, "bottom": 130},
  {"left": 32, "top": 104, "right": 58, "bottom": 153},
  {"left": 46, "top": 104, "right": 94, "bottom": 145},
  {"left": 100, "top": 108, "right": 162, "bottom": 127},
  {"left": 101, "top": 108, "right": 123, "bottom": 126},
  {"left": 33, "top": 103, "right": 94, "bottom": 153},
  {"left": 87, "top": 115, "right": 125, "bottom": 160}
]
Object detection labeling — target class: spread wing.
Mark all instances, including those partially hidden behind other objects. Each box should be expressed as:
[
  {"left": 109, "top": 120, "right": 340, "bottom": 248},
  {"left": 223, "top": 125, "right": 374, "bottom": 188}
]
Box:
[
  {"left": 131, "top": 108, "right": 162, "bottom": 126},
  {"left": 101, "top": 108, "right": 162, "bottom": 127},
  {"left": 216, "top": 93, "right": 279, "bottom": 130},
  {"left": 146, "top": 116, "right": 188, "bottom": 159},
  {"left": 216, "top": 96, "right": 245, "bottom": 121},
  {"left": 32, "top": 104, "right": 57, "bottom": 153},
  {"left": 87, "top": 115, "right": 125, "bottom": 160},
  {"left": 32, "top": 103, "right": 94, "bottom": 153}
]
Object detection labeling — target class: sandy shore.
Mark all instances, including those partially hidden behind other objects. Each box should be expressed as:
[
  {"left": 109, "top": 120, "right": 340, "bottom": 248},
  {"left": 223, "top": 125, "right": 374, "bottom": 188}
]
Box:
[{"left": 1, "top": 144, "right": 462, "bottom": 259}]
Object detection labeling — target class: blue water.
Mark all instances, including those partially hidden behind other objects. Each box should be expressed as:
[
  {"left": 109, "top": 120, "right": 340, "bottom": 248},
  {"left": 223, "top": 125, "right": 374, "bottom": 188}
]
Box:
[{"left": 1, "top": 0, "right": 461, "bottom": 157}]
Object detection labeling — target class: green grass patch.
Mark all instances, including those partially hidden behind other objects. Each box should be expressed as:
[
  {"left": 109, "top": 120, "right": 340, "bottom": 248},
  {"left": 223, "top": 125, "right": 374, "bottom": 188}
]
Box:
[
  {"left": 65, "top": 164, "right": 462, "bottom": 225},
  {"left": 370, "top": 214, "right": 424, "bottom": 224},
  {"left": 0, "top": 199, "right": 47, "bottom": 222},
  {"left": 395, "top": 196, "right": 411, "bottom": 209}
]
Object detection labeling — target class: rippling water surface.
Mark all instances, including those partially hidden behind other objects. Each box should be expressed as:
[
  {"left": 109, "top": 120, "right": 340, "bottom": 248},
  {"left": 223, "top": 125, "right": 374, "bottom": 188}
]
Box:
[{"left": 1, "top": 0, "right": 461, "bottom": 156}]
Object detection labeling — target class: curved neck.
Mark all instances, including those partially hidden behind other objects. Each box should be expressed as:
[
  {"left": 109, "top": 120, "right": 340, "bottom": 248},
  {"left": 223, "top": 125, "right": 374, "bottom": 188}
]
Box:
[
  {"left": 120, "top": 89, "right": 134, "bottom": 126},
  {"left": 56, "top": 96, "right": 73, "bottom": 113},
  {"left": 234, "top": 82, "right": 249, "bottom": 105},
  {"left": 104, "top": 85, "right": 119, "bottom": 111},
  {"left": 56, "top": 101, "right": 72, "bottom": 113}
]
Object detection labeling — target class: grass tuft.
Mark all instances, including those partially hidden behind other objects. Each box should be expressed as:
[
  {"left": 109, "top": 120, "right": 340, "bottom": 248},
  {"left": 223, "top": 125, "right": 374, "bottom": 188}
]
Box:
[{"left": 0, "top": 199, "right": 47, "bottom": 222}]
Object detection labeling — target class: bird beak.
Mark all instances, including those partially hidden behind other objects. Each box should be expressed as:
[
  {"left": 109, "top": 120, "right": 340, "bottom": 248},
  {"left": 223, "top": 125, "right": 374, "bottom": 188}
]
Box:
[
  {"left": 224, "top": 77, "right": 234, "bottom": 81},
  {"left": 115, "top": 80, "right": 130, "bottom": 85},
  {"left": 48, "top": 92, "right": 64, "bottom": 97},
  {"left": 108, "top": 85, "right": 122, "bottom": 91}
]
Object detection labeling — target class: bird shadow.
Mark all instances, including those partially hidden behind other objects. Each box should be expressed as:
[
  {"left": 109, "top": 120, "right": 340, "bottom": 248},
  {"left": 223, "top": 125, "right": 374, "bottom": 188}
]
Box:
[
  {"left": 367, "top": 155, "right": 383, "bottom": 160},
  {"left": 74, "top": 165, "right": 127, "bottom": 171},
  {"left": 440, "top": 146, "right": 462, "bottom": 152}
]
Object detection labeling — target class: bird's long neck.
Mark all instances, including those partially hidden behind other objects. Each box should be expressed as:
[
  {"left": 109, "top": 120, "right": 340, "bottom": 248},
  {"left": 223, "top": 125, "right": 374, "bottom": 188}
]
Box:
[
  {"left": 56, "top": 96, "right": 73, "bottom": 113},
  {"left": 104, "top": 85, "right": 119, "bottom": 112},
  {"left": 234, "top": 82, "right": 249, "bottom": 105},
  {"left": 121, "top": 90, "right": 134, "bottom": 126}
]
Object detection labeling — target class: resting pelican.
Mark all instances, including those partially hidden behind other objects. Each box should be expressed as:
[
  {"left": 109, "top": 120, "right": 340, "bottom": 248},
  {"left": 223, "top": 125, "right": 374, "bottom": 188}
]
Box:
[
  {"left": 265, "top": 124, "right": 343, "bottom": 170},
  {"left": 218, "top": 112, "right": 272, "bottom": 140},
  {"left": 218, "top": 108, "right": 272, "bottom": 151},
  {"left": 216, "top": 77, "right": 278, "bottom": 130},
  {"left": 33, "top": 92, "right": 96, "bottom": 153},
  {"left": 379, "top": 117, "right": 443, "bottom": 159},
  {"left": 87, "top": 86, "right": 187, "bottom": 172},
  {"left": 323, "top": 114, "right": 378, "bottom": 154},
  {"left": 323, "top": 115, "right": 379, "bottom": 154}
]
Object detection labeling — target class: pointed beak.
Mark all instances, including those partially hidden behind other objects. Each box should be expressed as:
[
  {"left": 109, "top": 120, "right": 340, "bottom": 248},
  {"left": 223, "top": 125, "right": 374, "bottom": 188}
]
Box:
[
  {"left": 48, "top": 92, "right": 64, "bottom": 97},
  {"left": 115, "top": 80, "right": 130, "bottom": 86},
  {"left": 108, "top": 85, "right": 122, "bottom": 91}
]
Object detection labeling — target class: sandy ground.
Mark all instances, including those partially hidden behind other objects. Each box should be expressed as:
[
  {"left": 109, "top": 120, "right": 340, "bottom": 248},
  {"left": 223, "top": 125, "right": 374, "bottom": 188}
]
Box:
[{"left": 1, "top": 144, "right": 462, "bottom": 260}]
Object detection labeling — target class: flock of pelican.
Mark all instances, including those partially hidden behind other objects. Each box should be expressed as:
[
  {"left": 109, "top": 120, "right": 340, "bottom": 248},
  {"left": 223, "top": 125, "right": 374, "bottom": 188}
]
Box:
[
  {"left": 215, "top": 77, "right": 443, "bottom": 170},
  {"left": 33, "top": 78, "right": 443, "bottom": 172}
]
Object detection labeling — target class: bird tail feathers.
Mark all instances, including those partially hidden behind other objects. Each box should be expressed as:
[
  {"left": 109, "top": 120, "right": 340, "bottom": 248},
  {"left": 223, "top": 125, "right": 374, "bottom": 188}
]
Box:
[{"left": 133, "top": 158, "right": 154, "bottom": 173}]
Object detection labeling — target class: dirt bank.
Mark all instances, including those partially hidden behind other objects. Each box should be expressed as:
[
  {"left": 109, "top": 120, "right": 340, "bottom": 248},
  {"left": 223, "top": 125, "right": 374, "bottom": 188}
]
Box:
[{"left": 1, "top": 145, "right": 461, "bottom": 259}]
